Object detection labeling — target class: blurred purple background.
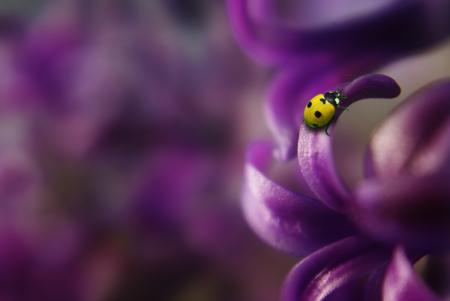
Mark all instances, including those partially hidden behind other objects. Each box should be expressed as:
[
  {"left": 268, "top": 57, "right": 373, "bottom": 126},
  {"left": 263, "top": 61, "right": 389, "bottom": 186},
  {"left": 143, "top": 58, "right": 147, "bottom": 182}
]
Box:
[
  {"left": 0, "top": 1, "right": 296, "bottom": 301},
  {"left": 0, "top": 1, "right": 448, "bottom": 301}
]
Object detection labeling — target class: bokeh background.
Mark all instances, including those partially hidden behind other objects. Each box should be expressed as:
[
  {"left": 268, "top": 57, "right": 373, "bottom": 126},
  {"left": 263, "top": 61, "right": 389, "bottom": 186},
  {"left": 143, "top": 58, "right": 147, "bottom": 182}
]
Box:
[{"left": 0, "top": 1, "right": 448, "bottom": 301}]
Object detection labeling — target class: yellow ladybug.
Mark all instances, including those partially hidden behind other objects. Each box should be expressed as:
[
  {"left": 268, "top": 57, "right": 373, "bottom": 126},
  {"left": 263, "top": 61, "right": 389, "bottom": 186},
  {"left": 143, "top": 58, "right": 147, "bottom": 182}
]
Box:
[{"left": 303, "top": 90, "right": 347, "bottom": 135}]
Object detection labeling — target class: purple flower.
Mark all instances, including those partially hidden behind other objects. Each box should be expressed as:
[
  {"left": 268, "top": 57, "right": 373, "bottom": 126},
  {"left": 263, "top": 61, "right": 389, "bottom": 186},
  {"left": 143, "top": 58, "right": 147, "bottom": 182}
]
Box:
[
  {"left": 243, "top": 76, "right": 450, "bottom": 300},
  {"left": 228, "top": 0, "right": 450, "bottom": 160},
  {"left": 1, "top": 1, "right": 291, "bottom": 300},
  {"left": 230, "top": 3, "right": 450, "bottom": 297}
]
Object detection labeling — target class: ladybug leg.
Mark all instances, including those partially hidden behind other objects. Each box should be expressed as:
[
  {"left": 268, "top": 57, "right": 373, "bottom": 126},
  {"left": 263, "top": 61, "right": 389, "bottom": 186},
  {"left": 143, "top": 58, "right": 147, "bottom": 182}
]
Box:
[
  {"left": 324, "top": 116, "right": 337, "bottom": 136},
  {"left": 325, "top": 122, "right": 331, "bottom": 136}
]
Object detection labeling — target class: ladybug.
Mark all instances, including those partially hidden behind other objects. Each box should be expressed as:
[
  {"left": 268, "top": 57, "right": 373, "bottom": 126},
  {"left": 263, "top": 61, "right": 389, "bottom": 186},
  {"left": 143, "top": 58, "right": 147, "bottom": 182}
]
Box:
[{"left": 303, "top": 90, "right": 347, "bottom": 135}]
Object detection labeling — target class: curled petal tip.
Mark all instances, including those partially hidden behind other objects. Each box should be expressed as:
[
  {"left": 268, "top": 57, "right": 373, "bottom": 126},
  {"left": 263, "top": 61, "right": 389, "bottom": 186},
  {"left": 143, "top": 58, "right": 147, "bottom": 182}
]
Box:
[{"left": 344, "top": 74, "right": 401, "bottom": 102}]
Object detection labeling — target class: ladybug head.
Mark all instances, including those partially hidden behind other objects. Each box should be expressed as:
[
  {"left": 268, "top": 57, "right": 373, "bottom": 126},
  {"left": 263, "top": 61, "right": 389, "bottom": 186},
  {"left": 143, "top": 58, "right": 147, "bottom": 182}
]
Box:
[{"left": 324, "top": 91, "right": 341, "bottom": 106}]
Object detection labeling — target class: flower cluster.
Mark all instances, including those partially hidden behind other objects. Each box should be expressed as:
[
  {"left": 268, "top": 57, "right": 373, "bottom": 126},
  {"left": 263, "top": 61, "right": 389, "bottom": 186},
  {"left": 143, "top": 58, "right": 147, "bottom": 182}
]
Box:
[
  {"left": 0, "top": 1, "right": 280, "bottom": 300},
  {"left": 230, "top": 0, "right": 450, "bottom": 300}
]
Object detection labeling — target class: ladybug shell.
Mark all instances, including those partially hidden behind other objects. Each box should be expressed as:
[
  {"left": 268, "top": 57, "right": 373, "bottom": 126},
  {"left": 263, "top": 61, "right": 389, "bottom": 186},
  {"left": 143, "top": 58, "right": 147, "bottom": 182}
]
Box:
[{"left": 303, "top": 93, "right": 336, "bottom": 128}]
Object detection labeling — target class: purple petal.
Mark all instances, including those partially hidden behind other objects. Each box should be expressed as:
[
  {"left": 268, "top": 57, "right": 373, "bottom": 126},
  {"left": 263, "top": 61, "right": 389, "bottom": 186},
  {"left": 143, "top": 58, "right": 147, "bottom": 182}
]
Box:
[
  {"left": 366, "top": 80, "right": 450, "bottom": 178},
  {"left": 282, "top": 236, "right": 390, "bottom": 301},
  {"left": 342, "top": 74, "right": 401, "bottom": 103},
  {"left": 298, "top": 74, "right": 400, "bottom": 211},
  {"left": 227, "top": 0, "right": 450, "bottom": 66},
  {"left": 227, "top": 0, "right": 313, "bottom": 65},
  {"left": 353, "top": 172, "right": 450, "bottom": 252},
  {"left": 383, "top": 248, "right": 441, "bottom": 301},
  {"left": 243, "top": 140, "right": 356, "bottom": 255},
  {"left": 266, "top": 67, "right": 326, "bottom": 161}
]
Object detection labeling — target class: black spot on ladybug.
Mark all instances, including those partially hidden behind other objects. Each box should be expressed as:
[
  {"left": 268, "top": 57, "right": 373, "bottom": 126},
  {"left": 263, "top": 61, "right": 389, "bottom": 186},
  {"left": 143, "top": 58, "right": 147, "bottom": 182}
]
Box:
[
  {"left": 320, "top": 98, "right": 326, "bottom": 104},
  {"left": 314, "top": 111, "right": 322, "bottom": 118},
  {"left": 312, "top": 123, "right": 318, "bottom": 128},
  {"left": 307, "top": 102, "right": 312, "bottom": 108}
]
